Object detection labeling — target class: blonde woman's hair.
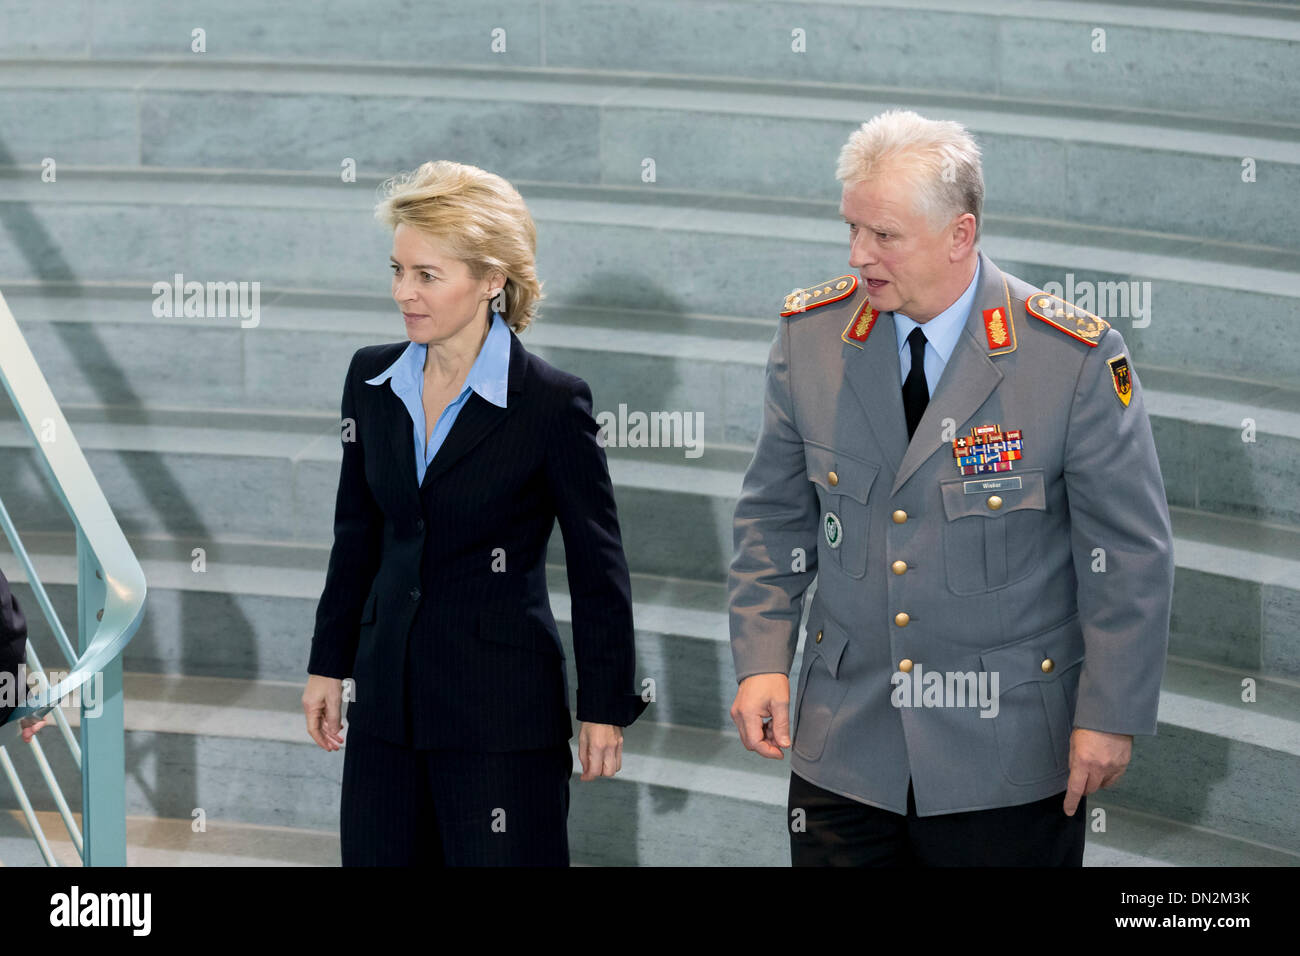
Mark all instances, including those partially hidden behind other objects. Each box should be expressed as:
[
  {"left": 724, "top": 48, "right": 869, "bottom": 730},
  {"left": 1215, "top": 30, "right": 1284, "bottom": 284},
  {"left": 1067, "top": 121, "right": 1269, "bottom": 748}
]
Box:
[
  {"left": 374, "top": 161, "right": 544, "bottom": 333},
  {"left": 835, "top": 109, "right": 984, "bottom": 243}
]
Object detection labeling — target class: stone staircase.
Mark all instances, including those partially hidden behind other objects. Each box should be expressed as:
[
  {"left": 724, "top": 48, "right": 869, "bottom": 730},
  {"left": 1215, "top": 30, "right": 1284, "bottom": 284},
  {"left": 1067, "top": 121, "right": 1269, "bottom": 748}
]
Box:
[{"left": 0, "top": 0, "right": 1296, "bottom": 865}]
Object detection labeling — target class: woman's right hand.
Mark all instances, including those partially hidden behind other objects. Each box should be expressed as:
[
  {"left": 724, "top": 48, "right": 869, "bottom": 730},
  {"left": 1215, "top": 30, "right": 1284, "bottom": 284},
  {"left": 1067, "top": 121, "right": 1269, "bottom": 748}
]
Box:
[{"left": 302, "top": 674, "right": 345, "bottom": 751}]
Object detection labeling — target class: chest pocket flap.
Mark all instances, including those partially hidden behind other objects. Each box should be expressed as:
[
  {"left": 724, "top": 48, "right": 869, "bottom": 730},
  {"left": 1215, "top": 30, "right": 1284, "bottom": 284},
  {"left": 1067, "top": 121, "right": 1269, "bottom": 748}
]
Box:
[
  {"left": 805, "top": 442, "right": 876, "bottom": 503},
  {"left": 940, "top": 468, "right": 1046, "bottom": 520},
  {"left": 938, "top": 468, "right": 1047, "bottom": 594},
  {"left": 804, "top": 442, "right": 879, "bottom": 579}
]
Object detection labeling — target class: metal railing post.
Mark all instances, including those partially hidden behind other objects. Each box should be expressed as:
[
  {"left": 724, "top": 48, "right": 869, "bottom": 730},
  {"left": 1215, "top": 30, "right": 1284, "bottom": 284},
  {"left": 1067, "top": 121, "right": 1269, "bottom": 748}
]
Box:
[{"left": 77, "top": 528, "right": 126, "bottom": 865}]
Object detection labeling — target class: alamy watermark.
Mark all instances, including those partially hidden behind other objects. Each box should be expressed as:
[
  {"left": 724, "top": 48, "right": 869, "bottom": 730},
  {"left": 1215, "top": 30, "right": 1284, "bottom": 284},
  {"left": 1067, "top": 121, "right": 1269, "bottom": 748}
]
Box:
[
  {"left": 151, "top": 272, "right": 260, "bottom": 328},
  {"left": 891, "top": 664, "right": 1000, "bottom": 717},
  {"left": 0, "top": 664, "right": 104, "bottom": 718},
  {"left": 595, "top": 403, "right": 704, "bottom": 459},
  {"left": 1040, "top": 273, "right": 1151, "bottom": 328}
]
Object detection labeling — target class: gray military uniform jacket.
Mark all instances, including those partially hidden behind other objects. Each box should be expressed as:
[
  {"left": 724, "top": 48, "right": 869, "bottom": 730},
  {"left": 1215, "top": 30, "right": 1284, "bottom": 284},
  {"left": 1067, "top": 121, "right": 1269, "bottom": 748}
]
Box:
[{"left": 729, "top": 250, "right": 1175, "bottom": 815}]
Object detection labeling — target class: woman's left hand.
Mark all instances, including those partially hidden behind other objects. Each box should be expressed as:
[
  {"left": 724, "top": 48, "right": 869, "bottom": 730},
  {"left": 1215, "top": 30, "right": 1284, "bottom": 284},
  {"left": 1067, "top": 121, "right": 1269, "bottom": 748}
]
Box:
[{"left": 577, "top": 722, "right": 623, "bottom": 780}]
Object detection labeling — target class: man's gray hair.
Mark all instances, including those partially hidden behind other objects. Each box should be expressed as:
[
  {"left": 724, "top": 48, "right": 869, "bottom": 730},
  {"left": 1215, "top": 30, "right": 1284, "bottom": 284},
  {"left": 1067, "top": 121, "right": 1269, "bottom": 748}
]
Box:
[{"left": 836, "top": 109, "right": 985, "bottom": 242}]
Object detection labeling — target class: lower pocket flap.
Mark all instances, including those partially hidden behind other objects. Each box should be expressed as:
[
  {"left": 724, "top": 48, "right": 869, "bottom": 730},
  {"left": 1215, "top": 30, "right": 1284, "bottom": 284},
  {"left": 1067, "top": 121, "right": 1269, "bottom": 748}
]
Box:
[
  {"left": 978, "top": 617, "right": 1084, "bottom": 690},
  {"left": 806, "top": 617, "right": 849, "bottom": 678},
  {"left": 359, "top": 589, "right": 378, "bottom": 625}
]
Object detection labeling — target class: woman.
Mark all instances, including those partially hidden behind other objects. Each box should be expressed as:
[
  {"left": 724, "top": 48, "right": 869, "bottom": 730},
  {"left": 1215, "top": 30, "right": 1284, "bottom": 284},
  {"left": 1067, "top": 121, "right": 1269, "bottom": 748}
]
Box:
[
  {"left": 1, "top": 565, "right": 49, "bottom": 740},
  {"left": 301, "top": 161, "right": 648, "bottom": 866}
]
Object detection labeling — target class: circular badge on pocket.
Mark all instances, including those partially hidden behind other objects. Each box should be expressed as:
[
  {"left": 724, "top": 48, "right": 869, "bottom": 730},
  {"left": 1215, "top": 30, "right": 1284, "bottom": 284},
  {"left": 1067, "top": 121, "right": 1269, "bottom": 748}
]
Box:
[{"left": 823, "top": 511, "right": 842, "bottom": 549}]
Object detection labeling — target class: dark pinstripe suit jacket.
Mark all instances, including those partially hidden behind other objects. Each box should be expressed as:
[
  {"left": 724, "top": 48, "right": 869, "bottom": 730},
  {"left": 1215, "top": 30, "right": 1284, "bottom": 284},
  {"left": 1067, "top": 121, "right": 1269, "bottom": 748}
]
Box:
[
  {"left": 0, "top": 566, "right": 27, "bottom": 726},
  {"left": 308, "top": 326, "right": 648, "bottom": 750}
]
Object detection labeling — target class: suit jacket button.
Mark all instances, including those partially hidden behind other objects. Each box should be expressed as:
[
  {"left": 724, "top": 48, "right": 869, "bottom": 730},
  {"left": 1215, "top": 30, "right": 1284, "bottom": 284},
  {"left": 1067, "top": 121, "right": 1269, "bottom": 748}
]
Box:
[
  {"left": 828, "top": 471, "right": 839, "bottom": 486},
  {"left": 987, "top": 495, "right": 1004, "bottom": 510},
  {"left": 416, "top": 518, "right": 425, "bottom": 532},
  {"left": 1041, "top": 658, "right": 1054, "bottom": 673},
  {"left": 409, "top": 587, "right": 421, "bottom": 602},
  {"left": 894, "top": 612, "right": 910, "bottom": 627},
  {"left": 892, "top": 509, "right": 908, "bottom": 523},
  {"left": 898, "top": 658, "right": 913, "bottom": 673},
  {"left": 815, "top": 630, "right": 823, "bottom": 643},
  {"left": 891, "top": 560, "right": 907, "bottom": 575}
]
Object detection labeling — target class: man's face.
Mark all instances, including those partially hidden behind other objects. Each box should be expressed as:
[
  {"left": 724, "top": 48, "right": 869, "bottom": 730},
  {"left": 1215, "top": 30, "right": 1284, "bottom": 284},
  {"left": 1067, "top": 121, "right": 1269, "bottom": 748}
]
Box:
[{"left": 841, "top": 173, "right": 960, "bottom": 322}]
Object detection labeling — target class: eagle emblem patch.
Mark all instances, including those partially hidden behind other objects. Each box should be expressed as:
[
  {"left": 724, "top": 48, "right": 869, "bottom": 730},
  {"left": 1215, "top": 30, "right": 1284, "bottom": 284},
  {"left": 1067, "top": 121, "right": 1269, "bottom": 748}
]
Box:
[{"left": 1107, "top": 354, "right": 1132, "bottom": 407}]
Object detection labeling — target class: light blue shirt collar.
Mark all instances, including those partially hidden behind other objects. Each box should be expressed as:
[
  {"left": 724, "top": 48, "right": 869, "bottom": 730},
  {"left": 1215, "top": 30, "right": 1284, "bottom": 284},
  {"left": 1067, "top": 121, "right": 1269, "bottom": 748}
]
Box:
[
  {"left": 364, "top": 311, "right": 511, "bottom": 408},
  {"left": 892, "top": 257, "right": 982, "bottom": 367}
]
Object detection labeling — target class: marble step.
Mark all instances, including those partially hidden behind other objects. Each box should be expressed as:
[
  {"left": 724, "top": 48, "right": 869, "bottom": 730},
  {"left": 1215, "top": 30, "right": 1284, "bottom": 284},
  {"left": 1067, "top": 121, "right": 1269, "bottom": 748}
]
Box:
[
  {"left": 0, "top": 384, "right": 1297, "bottom": 676},
  {"left": 2, "top": 0, "right": 1298, "bottom": 125},
  {"left": 0, "top": 171, "right": 1295, "bottom": 386},
  {"left": 0, "top": 671, "right": 1296, "bottom": 861},
  {"left": 0, "top": 809, "right": 339, "bottom": 866},
  {"left": 2, "top": 503, "right": 1298, "bottom": 715},
  {"left": 5, "top": 266, "right": 1300, "bottom": 429},
  {"left": 0, "top": 56, "right": 1298, "bottom": 250},
  {"left": 0, "top": 378, "right": 1296, "bottom": 580}
]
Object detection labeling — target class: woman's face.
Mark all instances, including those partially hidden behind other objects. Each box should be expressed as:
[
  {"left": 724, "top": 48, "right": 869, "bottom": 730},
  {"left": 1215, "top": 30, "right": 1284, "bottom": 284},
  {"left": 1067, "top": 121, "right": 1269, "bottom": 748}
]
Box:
[{"left": 390, "top": 223, "right": 500, "bottom": 347}]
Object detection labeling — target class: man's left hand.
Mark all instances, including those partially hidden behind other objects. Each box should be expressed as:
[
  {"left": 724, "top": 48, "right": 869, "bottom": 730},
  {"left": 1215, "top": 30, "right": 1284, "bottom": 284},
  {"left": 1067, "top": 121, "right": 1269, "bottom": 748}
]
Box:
[
  {"left": 1064, "top": 727, "right": 1132, "bottom": 816},
  {"left": 577, "top": 722, "right": 623, "bottom": 781}
]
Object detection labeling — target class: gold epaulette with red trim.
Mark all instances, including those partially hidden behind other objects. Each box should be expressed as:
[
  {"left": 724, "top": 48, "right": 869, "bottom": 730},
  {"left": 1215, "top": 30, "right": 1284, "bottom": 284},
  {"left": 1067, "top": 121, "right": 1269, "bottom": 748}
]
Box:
[
  {"left": 1025, "top": 292, "right": 1109, "bottom": 347},
  {"left": 780, "top": 275, "right": 857, "bottom": 317}
]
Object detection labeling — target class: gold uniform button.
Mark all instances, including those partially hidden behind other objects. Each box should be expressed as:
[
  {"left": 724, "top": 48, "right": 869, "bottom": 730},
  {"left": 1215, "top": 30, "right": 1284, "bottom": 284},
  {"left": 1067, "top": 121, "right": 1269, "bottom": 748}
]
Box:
[
  {"left": 898, "top": 658, "right": 913, "bottom": 673},
  {"left": 828, "top": 471, "right": 839, "bottom": 487},
  {"left": 891, "top": 560, "right": 907, "bottom": 575},
  {"left": 816, "top": 630, "right": 823, "bottom": 643},
  {"left": 987, "top": 495, "right": 1003, "bottom": 510},
  {"left": 894, "top": 612, "right": 910, "bottom": 627},
  {"left": 892, "top": 509, "right": 908, "bottom": 523},
  {"left": 1041, "top": 658, "right": 1054, "bottom": 673}
]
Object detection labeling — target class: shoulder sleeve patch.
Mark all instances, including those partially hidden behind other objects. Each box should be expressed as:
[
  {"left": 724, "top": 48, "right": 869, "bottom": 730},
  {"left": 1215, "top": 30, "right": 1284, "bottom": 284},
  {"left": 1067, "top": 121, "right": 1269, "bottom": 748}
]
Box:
[
  {"left": 781, "top": 275, "right": 857, "bottom": 316},
  {"left": 1025, "top": 292, "right": 1109, "bottom": 346},
  {"left": 1107, "top": 353, "right": 1133, "bottom": 407}
]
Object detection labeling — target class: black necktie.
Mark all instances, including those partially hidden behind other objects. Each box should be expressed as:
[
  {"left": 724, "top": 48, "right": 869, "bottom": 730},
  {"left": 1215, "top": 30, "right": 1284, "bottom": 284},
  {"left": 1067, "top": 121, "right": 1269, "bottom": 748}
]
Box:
[{"left": 902, "top": 327, "right": 929, "bottom": 440}]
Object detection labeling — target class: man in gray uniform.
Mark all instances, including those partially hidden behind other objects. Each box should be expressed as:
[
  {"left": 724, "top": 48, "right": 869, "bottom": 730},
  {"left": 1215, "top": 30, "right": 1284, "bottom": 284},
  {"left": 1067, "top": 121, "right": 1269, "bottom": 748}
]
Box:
[{"left": 728, "top": 109, "right": 1174, "bottom": 865}]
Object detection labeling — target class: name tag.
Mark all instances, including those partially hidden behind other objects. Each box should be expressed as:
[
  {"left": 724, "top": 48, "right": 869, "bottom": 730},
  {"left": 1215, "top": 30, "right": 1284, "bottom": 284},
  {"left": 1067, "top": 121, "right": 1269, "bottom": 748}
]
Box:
[{"left": 963, "top": 476, "right": 1023, "bottom": 495}]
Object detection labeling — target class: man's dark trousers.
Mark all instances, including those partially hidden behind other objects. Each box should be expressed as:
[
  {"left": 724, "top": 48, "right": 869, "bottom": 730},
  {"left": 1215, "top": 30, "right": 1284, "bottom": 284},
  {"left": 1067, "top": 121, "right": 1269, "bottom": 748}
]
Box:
[{"left": 789, "top": 770, "right": 1086, "bottom": 866}]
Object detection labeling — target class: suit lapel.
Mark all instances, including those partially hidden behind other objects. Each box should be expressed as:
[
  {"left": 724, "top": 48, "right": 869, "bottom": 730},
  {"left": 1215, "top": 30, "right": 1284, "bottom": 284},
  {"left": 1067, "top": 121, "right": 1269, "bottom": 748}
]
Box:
[
  {"left": 842, "top": 291, "right": 909, "bottom": 474},
  {"left": 889, "top": 252, "right": 1009, "bottom": 495},
  {"left": 418, "top": 392, "right": 510, "bottom": 491},
  {"left": 417, "top": 327, "right": 525, "bottom": 494},
  {"left": 377, "top": 383, "right": 423, "bottom": 504}
]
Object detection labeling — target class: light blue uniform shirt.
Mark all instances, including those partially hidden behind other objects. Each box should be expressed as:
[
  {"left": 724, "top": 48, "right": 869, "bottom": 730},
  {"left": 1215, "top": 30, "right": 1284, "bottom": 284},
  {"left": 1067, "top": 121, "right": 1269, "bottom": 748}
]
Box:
[
  {"left": 892, "top": 257, "right": 981, "bottom": 392},
  {"left": 364, "top": 311, "right": 511, "bottom": 487}
]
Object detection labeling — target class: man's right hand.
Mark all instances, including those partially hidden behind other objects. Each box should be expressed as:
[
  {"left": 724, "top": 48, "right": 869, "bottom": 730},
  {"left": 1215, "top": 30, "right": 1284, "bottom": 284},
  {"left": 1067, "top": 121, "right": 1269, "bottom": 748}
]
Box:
[
  {"left": 730, "top": 673, "right": 791, "bottom": 759},
  {"left": 302, "top": 674, "right": 345, "bottom": 751}
]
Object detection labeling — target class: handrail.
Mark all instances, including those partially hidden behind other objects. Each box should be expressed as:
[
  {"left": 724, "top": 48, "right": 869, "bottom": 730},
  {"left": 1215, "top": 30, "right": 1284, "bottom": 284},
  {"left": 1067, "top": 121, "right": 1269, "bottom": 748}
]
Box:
[{"left": 0, "top": 287, "right": 147, "bottom": 863}]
